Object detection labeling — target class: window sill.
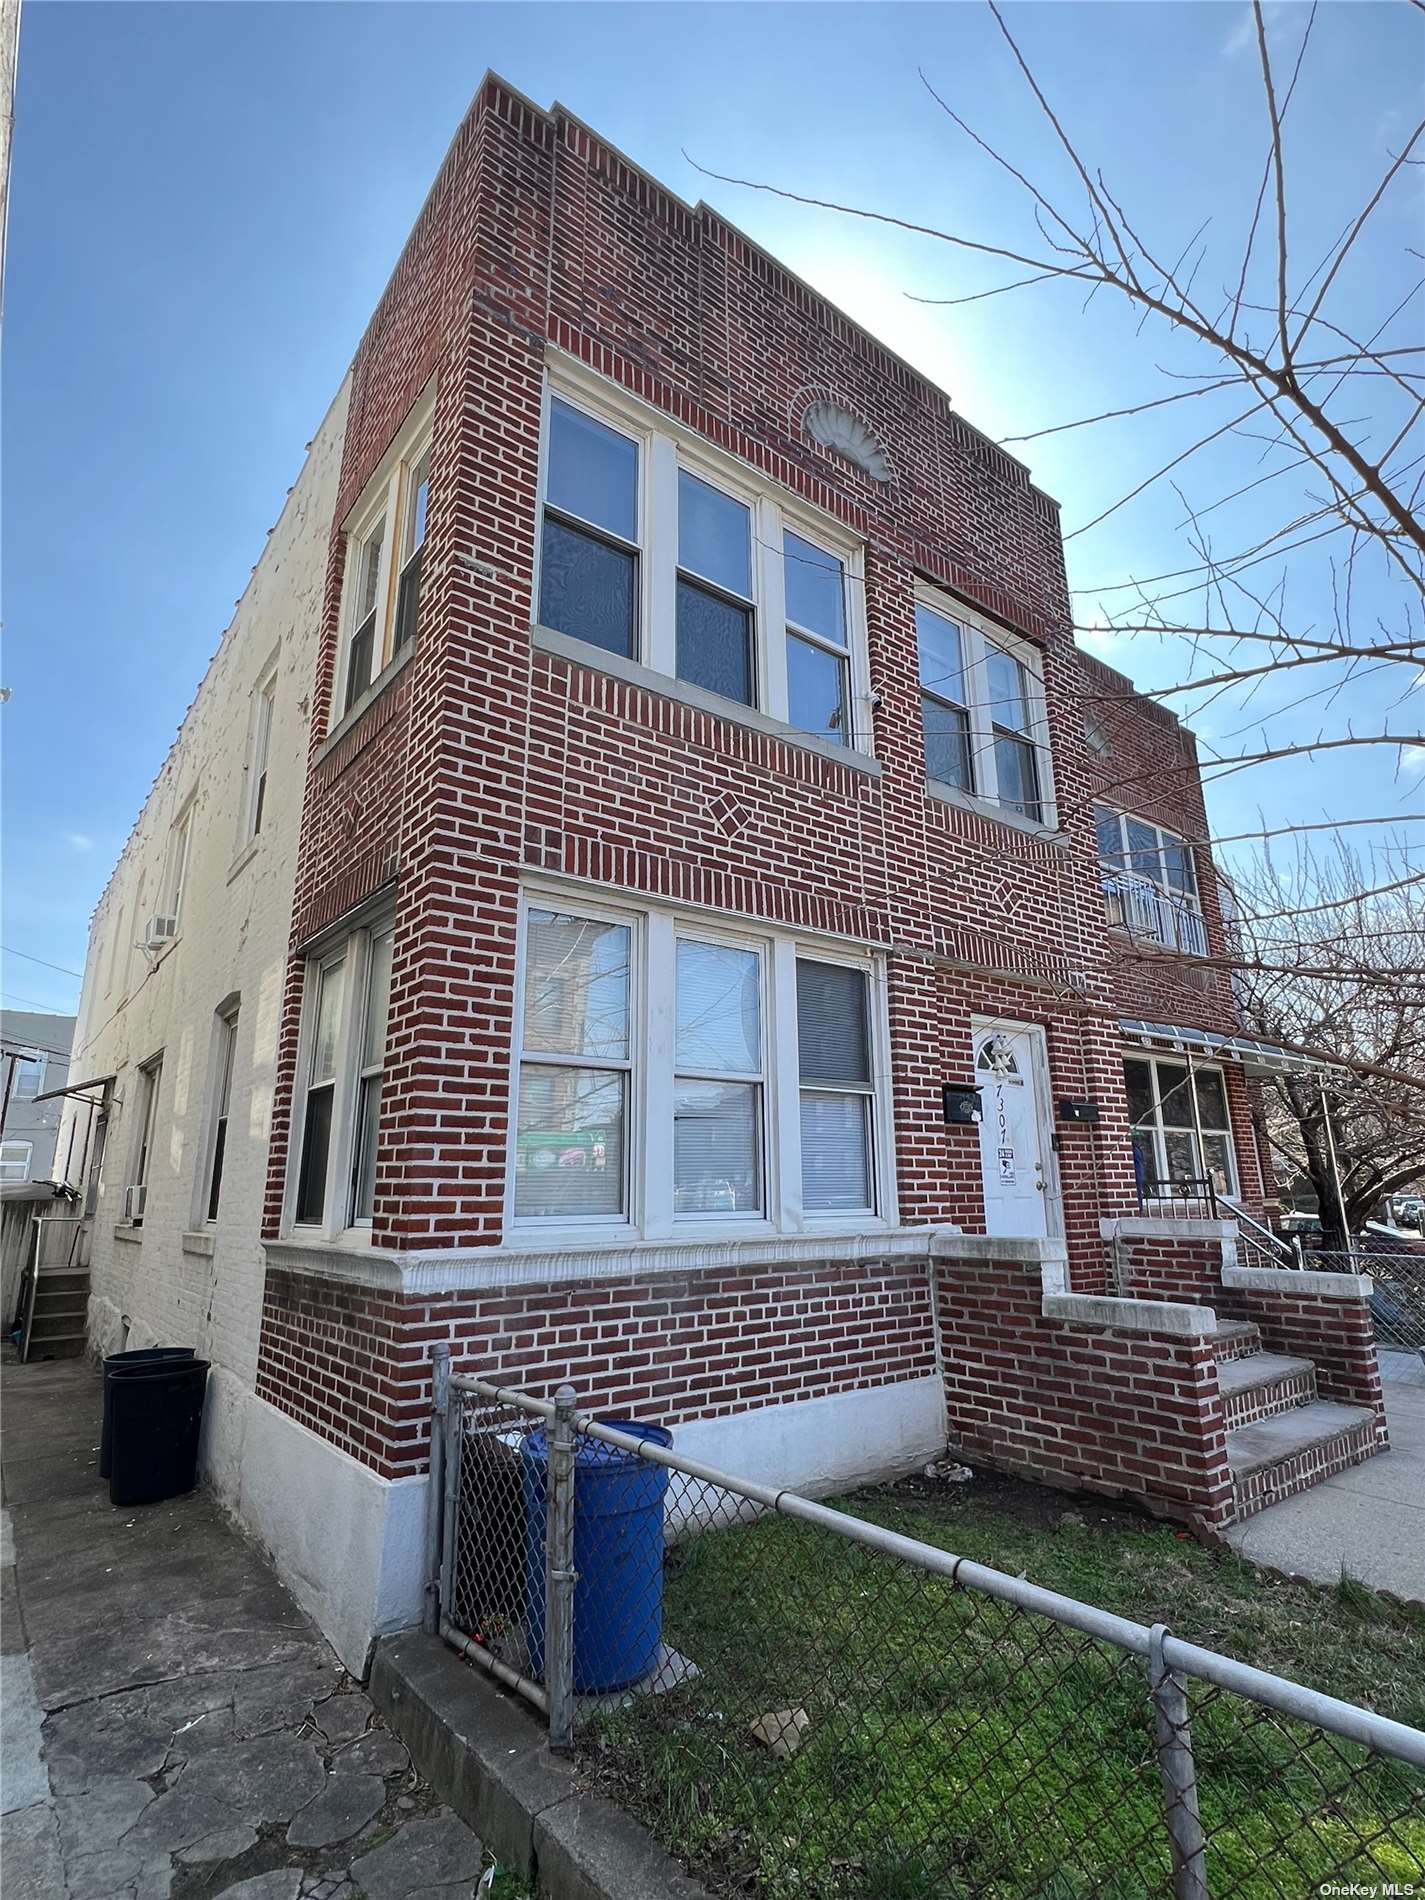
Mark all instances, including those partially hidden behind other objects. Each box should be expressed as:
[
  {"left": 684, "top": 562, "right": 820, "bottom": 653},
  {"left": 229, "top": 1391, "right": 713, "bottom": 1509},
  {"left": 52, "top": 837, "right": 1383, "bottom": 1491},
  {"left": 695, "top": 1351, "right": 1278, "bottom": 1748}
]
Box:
[
  {"left": 264, "top": 1222, "right": 951, "bottom": 1294},
  {"left": 531, "top": 623, "right": 882, "bottom": 776},
  {"left": 314, "top": 643, "right": 416, "bottom": 767},
  {"left": 181, "top": 1231, "right": 216, "bottom": 1258},
  {"left": 227, "top": 838, "right": 260, "bottom": 885},
  {"left": 926, "top": 778, "right": 1065, "bottom": 845},
  {"left": 113, "top": 1223, "right": 143, "bottom": 1245}
]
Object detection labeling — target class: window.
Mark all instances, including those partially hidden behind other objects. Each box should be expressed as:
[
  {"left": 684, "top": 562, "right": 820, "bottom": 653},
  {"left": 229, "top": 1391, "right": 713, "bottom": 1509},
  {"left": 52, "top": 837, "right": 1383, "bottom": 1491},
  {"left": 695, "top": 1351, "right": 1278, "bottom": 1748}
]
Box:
[
  {"left": 11, "top": 1052, "right": 45, "bottom": 1100},
  {"left": 392, "top": 451, "right": 430, "bottom": 653},
  {"left": 203, "top": 1010, "right": 239, "bottom": 1223},
  {"left": 797, "top": 960, "right": 873, "bottom": 1212},
  {"left": 674, "top": 938, "right": 764, "bottom": 1214},
  {"left": 1124, "top": 1056, "right": 1237, "bottom": 1198},
  {"left": 533, "top": 375, "right": 871, "bottom": 752},
  {"left": 917, "top": 606, "right": 971, "bottom": 790},
  {"left": 130, "top": 1058, "right": 163, "bottom": 1223},
  {"left": 0, "top": 1140, "right": 32, "bottom": 1183},
  {"left": 336, "top": 395, "right": 434, "bottom": 721},
  {"left": 514, "top": 908, "right": 632, "bottom": 1221},
  {"left": 785, "top": 532, "right": 850, "bottom": 744},
  {"left": 917, "top": 591, "right": 1053, "bottom": 823},
  {"left": 539, "top": 398, "right": 640, "bottom": 659},
  {"left": 292, "top": 920, "right": 394, "bottom": 1233},
  {"left": 162, "top": 806, "right": 193, "bottom": 927},
  {"left": 510, "top": 893, "right": 891, "bottom": 1236},
  {"left": 1096, "top": 807, "right": 1205, "bottom": 955},
  {"left": 677, "top": 472, "right": 755, "bottom": 706},
  {"left": 241, "top": 669, "right": 276, "bottom": 845}
]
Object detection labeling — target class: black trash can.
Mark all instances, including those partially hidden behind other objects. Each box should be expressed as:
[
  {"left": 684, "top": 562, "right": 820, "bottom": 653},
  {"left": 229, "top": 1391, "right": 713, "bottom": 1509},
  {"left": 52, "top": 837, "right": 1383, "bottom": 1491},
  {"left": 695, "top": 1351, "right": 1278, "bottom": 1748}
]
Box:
[
  {"left": 108, "top": 1357, "right": 209, "bottom": 1508},
  {"left": 100, "top": 1348, "right": 195, "bottom": 1478}
]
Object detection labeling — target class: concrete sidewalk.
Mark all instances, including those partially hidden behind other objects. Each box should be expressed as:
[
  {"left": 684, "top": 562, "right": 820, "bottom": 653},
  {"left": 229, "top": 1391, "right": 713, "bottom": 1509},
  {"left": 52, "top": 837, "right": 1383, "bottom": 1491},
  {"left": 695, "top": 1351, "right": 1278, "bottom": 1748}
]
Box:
[
  {"left": 0, "top": 1351, "right": 496, "bottom": 1900},
  {"left": 1227, "top": 1349, "right": 1425, "bottom": 1603}
]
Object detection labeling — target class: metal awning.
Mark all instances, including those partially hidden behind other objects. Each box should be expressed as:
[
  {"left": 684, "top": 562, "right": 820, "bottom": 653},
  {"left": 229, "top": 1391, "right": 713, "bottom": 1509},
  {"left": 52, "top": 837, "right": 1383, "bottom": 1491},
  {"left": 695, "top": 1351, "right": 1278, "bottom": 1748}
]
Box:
[
  {"left": 31, "top": 1072, "right": 115, "bottom": 1105},
  {"left": 1118, "top": 1020, "right": 1344, "bottom": 1078}
]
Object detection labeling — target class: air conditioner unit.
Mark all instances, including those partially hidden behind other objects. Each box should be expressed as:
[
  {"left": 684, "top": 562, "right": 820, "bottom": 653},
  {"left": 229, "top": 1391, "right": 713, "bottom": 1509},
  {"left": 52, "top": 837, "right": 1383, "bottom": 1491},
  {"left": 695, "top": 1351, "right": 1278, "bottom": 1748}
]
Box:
[
  {"left": 123, "top": 1183, "right": 147, "bottom": 1222},
  {"left": 144, "top": 914, "right": 179, "bottom": 951}
]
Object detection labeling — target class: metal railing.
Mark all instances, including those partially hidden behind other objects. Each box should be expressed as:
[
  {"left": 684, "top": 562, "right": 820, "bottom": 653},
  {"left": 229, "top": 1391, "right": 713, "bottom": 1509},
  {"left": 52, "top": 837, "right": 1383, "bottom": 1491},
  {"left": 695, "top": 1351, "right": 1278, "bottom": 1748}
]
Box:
[
  {"left": 1217, "top": 1194, "right": 1305, "bottom": 1271},
  {"left": 1103, "top": 872, "right": 1210, "bottom": 958},
  {"left": 1306, "top": 1248, "right": 1425, "bottom": 1355},
  {"left": 1139, "top": 1174, "right": 1219, "bottom": 1217},
  {"left": 430, "top": 1361, "right": 1425, "bottom": 1899},
  {"left": 18, "top": 1215, "right": 84, "bottom": 1363}
]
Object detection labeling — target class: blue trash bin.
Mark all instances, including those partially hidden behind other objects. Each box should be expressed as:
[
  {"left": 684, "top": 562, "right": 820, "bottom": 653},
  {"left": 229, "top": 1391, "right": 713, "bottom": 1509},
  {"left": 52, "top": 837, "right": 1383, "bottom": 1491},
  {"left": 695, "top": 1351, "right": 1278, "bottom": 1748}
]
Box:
[{"left": 520, "top": 1420, "right": 672, "bottom": 1693}]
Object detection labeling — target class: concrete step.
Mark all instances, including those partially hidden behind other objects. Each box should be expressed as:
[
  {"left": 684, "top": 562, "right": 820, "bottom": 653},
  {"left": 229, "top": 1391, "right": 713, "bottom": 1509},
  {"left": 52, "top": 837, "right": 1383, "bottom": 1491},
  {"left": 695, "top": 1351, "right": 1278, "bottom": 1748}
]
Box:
[
  {"left": 28, "top": 1310, "right": 89, "bottom": 1338},
  {"left": 1227, "top": 1399, "right": 1381, "bottom": 1523},
  {"left": 1218, "top": 1351, "right": 1317, "bottom": 1429},
  {"left": 21, "top": 1334, "right": 87, "bottom": 1361},
  {"left": 1210, "top": 1318, "right": 1261, "bottom": 1363}
]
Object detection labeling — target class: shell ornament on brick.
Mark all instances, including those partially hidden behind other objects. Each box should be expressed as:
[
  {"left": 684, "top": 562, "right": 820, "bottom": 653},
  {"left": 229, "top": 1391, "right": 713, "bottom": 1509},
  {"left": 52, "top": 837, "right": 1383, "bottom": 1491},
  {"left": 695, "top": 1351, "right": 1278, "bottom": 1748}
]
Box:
[{"left": 800, "top": 399, "right": 893, "bottom": 482}]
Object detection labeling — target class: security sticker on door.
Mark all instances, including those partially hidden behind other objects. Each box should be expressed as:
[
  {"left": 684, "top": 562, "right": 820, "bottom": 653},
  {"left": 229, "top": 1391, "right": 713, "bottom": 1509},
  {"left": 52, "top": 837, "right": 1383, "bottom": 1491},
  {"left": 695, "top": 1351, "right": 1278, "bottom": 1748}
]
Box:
[{"left": 997, "top": 1146, "right": 1016, "bottom": 1183}]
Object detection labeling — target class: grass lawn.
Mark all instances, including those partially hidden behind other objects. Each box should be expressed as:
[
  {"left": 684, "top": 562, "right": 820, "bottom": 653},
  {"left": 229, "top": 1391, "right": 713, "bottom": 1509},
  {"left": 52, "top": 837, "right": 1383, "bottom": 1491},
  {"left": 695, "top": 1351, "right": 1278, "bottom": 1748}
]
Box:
[{"left": 583, "top": 1471, "right": 1425, "bottom": 1899}]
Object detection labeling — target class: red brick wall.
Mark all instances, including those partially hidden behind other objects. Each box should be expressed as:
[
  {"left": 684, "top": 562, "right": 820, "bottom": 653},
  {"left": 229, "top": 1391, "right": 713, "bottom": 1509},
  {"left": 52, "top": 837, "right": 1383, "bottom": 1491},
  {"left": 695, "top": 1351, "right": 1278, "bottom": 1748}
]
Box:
[
  {"left": 255, "top": 1257, "right": 938, "bottom": 1480},
  {"left": 935, "top": 1257, "right": 1234, "bottom": 1526},
  {"left": 1113, "top": 1231, "right": 1386, "bottom": 1430},
  {"left": 259, "top": 79, "right": 1172, "bottom": 1280}
]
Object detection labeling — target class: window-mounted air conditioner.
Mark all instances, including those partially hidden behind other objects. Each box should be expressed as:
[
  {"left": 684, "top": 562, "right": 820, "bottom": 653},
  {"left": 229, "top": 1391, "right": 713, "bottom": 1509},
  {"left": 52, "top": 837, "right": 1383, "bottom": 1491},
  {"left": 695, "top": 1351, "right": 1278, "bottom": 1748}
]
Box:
[
  {"left": 123, "top": 1183, "right": 147, "bottom": 1222},
  {"left": 144, "top": 914, "right": 179, "bottom": 951}
]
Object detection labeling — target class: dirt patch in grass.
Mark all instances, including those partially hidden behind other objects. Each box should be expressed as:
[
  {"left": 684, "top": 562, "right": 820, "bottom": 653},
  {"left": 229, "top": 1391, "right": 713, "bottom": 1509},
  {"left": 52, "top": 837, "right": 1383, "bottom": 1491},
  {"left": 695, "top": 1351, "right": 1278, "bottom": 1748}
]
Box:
[{"left": 581, "top": 1465, "right": 1425, "bottom": 1899}]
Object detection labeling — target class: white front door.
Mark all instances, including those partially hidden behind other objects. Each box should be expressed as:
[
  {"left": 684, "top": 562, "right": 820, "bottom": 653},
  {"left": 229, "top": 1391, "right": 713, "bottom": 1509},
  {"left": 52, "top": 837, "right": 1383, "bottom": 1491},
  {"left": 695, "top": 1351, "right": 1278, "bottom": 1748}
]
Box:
[{"left": 972, "top": 1020, "right": 1057, "bottom": 1239}]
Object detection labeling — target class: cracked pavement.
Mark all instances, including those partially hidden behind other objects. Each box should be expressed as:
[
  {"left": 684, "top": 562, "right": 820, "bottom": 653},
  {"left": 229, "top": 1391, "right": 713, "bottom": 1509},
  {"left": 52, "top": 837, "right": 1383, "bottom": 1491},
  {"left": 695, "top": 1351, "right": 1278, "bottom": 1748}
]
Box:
[{"left": 1, "top": 1352, "right": 492, "bottom": 1899}]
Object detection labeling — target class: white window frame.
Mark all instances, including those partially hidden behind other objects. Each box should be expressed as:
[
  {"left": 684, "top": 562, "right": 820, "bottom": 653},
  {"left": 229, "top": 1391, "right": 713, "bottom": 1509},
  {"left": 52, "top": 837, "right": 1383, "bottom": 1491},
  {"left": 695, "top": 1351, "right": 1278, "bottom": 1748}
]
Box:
[
  {"left": 1095, "top": 806, "right": 1200, "bottom": 907},
  {"left": 285, "top": 914, "right": 395, "bottom": 1240},
  {"left": 129, "top": 1055, "right": 163, "bottom": 1223},
  {"left": 1124, "top": 1053, "right": 1238, "bottom": 1199},
  {"left": 11, "top": 1051, "right": 45, "bottom": 1100},
  {"left": 197, "top": 1003, "right": 240, "bottom": 1227},
  {"left": 0, "top": 1140, "right": 33, "bottom": 1182},
  {"left": 162, "top": 801, "right": 195, "bottom": 928},
  {"left": 332, "top": 387, "right": 436, "bottom": 729},
  {"left": 532, "top": 362, "right": 873, "bottom": 756},
  {"left": 506, "top": 886, "right": 896, "bottom": 1246},
  {"left": 915, "top": 582, "right": 1057, "bottom": 828},
  {"left": 239, "top": 659, "right": 278, "bottom": 849}
]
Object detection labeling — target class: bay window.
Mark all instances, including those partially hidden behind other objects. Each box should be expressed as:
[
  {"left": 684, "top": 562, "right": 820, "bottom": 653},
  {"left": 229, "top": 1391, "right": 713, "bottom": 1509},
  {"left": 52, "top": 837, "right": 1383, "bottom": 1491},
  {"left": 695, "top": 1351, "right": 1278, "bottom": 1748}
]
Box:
[
  {"left": 917, "top": 588, "right": 1053, "bottom": 826},
  {"left": 509, "top": 893, "right": 891, "bottom": 1238},
  {"left": 533, "top": 373, "right": 870, "bottom": 754},
  {"left": 1125, "top": 1056, "right": 1237, "bottom": 1198},
  {"left": 291, "top": 918, "right": 395, "bottom": 1233}
]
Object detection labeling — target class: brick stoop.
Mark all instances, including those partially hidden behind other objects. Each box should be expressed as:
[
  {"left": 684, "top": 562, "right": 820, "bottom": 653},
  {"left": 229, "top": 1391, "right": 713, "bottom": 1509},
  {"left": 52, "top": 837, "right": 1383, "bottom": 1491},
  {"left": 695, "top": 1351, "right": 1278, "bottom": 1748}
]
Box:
[
  {"left": 1219, "top": 1352, "right": 1317, "bottom": 1430},
  {"left": 1227, "top": 1399, "right": 1381, "bottom": 1523},
  {"left": 1210, "top": 1319, "right": 1262, "bottom": 1364}
]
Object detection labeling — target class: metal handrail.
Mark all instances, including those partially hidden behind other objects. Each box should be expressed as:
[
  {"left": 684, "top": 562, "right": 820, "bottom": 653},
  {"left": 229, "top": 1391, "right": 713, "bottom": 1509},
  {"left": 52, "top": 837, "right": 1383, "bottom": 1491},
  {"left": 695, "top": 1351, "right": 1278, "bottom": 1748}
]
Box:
[{"left": 1217, "top": 1193, "right": 1304, "bottom": 1269}]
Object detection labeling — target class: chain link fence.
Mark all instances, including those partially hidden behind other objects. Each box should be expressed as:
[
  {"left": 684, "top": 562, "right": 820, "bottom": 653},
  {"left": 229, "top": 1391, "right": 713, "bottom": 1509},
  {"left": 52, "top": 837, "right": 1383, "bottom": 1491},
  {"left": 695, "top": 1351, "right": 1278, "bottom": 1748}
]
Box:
[{"left": 432, "top": 1363, "right": 1425, "bottom": 1899}]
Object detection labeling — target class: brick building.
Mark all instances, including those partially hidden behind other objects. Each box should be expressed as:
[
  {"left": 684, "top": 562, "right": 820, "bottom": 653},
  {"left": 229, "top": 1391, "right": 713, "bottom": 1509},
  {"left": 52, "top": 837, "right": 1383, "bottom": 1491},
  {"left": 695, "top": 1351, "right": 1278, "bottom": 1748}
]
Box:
[{"left": 58, "top": 79, "right": 1380, "bottom": 1672}]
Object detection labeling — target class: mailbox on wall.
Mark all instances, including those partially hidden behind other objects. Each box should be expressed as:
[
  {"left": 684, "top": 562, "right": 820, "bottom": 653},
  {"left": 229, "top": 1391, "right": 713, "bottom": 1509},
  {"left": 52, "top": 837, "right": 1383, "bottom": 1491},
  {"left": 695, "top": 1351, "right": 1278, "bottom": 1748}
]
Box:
[
  {"left": 1058, "top": 1098, "right": 1101, "bottom": 1124},
  {"left": 942, "top": 1084, "right": 983, "bottom": 1126}
]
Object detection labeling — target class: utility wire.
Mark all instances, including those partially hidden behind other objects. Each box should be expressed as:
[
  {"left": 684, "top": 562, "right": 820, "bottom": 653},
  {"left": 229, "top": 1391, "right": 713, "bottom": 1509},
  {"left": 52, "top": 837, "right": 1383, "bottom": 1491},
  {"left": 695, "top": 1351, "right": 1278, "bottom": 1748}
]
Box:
[{"left": 1, "top": 945, "right": 84, "bottom": 981}]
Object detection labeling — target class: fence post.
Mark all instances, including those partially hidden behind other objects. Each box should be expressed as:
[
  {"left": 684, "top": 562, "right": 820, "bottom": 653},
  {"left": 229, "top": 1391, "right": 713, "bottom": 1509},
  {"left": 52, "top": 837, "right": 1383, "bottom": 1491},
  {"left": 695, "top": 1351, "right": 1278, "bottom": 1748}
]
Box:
[
  {"left": 424, "top": 1343, "right": 452, "bottom": 1635},
  {"left": 1150, "top": 1623, "right": 1210, "bottom": 1900},
  {"left": 545, "top": 1382, "right": 578, "bottom": 1753}
]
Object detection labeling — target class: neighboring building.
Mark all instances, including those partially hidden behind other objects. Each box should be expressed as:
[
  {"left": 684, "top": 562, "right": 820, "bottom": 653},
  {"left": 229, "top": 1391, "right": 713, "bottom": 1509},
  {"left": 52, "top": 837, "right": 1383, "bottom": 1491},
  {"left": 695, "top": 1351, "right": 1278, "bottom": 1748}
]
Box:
[
  {"left": 2, "top": 1010, "right": 75, "bottom": 1185},
  {"left": 58, "top": 79, "right": 1380, "bottom": 1674}
]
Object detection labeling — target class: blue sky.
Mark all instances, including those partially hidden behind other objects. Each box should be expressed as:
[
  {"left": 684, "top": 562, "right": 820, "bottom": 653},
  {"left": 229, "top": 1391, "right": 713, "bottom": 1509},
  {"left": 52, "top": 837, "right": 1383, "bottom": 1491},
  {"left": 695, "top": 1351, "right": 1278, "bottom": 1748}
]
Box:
[{"left": 5, "top": 1, "right": 1421, "bottom": 1020}]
